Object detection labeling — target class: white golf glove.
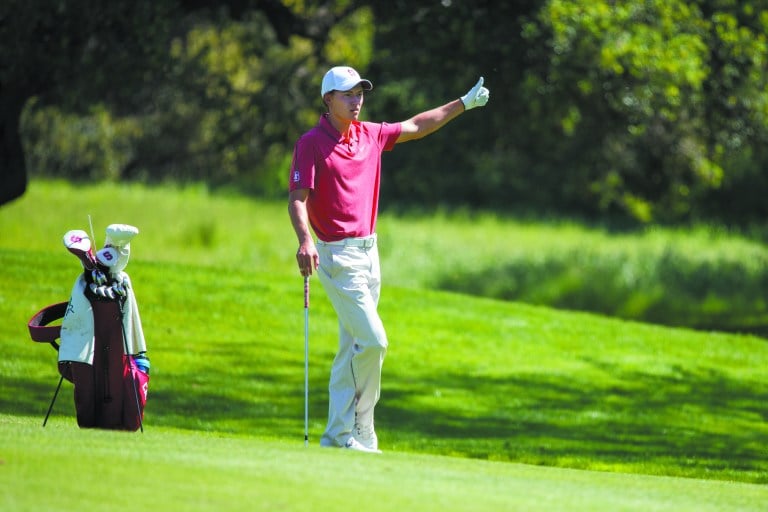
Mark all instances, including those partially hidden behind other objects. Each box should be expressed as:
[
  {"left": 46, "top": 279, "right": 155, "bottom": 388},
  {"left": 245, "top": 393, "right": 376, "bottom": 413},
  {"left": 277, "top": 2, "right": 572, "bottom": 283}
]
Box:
[{"left": 460, "top": 77, "right": 490, "bottom": 110}]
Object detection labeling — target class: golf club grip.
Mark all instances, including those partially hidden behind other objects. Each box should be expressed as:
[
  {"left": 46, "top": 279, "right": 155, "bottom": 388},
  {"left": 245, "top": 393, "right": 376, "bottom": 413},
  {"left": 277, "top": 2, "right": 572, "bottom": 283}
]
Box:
[{"left": 304, "top": 276, "right": 309, "bottom": 308}]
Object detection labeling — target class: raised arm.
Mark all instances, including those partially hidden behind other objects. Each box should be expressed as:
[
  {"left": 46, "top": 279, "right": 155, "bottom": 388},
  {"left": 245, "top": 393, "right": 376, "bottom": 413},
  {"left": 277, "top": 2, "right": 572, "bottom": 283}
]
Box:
[{"left": 396, "top": 77, "right": 489, "bottom": 143}]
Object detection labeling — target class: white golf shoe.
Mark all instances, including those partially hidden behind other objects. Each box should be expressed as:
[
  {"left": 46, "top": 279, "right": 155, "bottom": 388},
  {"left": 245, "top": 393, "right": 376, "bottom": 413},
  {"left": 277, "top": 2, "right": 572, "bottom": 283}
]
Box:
[
  {"left": 344, "top": 436, "right": 382, "bottom": 454},
  {"left": 354, "top": 422, "right": 378, "bottom": 451}
]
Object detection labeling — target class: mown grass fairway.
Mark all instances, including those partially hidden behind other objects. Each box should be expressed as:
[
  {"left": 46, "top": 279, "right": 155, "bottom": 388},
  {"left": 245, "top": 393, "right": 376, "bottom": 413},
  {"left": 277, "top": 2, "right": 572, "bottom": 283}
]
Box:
[
  {"left": 1, "top": 180, "right": 767, "bottom": 510},
  {"left": 2, "top": 416, "right": 766, "bottom": 512}
]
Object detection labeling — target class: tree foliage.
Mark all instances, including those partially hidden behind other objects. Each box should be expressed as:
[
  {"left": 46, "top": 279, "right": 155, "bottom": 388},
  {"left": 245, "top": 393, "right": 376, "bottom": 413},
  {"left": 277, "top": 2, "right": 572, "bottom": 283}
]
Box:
[
  {"left": 4, "top": 0, "right": 768, "bottom": 226},
  {"left": 1, "top": 0, "right": 175, "bottom": 204},
  {"left": 518, "top": 0, "right": 768, "bottom": 222},
  {"left": 367, "top": 0, "right": 768, "bottom": 224},
  {"left": 11, "top": 1, "right": 367, "bottom": 198}
]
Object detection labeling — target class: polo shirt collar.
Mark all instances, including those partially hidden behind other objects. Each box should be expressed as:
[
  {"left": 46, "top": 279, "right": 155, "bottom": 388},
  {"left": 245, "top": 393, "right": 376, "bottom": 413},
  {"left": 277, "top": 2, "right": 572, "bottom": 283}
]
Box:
[{"left": 319, "top": 114, "right": 360, "bottom": 144}]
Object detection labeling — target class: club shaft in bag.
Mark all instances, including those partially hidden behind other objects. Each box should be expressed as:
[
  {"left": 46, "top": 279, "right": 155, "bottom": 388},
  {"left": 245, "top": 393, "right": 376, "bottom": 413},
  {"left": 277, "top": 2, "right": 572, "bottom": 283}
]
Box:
[
  {"left": 304, "top": 275, "right": 310, "bottom": 447},
  {"left": 43, "top": 374, "right": 65, "bottom": 426},
  {"left": 119, "top": 300, "right": 144, "bottom": 433}
]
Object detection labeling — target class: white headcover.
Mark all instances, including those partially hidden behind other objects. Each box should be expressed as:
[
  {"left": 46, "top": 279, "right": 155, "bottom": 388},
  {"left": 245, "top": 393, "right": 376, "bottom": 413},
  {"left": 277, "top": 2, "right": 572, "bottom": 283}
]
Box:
[
  {"left": 104, "top": 224, "right": 139, "bottom": 274},
  {"left": 63, "top": 230, "right": 92, "bottom": 252},
  {"left": 105, "top": 224, "right": 139, "bottom": 248},
  {"left": 96, "top": 247, "right": 120, "bottom": 268}
]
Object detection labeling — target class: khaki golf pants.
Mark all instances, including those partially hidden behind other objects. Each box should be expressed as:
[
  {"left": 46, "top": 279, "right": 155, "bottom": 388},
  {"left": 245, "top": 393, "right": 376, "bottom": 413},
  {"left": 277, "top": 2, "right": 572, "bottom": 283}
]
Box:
[{"left": 316, "top": 235, "right": 387, "bottom": 447}]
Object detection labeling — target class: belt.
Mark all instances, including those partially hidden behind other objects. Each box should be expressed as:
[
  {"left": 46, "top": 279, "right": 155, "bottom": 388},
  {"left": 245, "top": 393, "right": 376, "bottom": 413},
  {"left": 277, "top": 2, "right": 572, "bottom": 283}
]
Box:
[{"left": 318, "top": 235, "right": 376, "bottom": 249}]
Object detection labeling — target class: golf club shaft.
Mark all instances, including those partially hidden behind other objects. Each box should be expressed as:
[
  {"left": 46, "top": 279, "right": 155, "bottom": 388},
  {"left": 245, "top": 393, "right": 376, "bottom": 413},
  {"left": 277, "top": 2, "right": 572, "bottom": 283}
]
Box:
[
  {"left": 119, "top": 299, "right": 144, "bottom": 433},
  {"left": 304, "top": 275, "right": 309, "bottom": 446}
]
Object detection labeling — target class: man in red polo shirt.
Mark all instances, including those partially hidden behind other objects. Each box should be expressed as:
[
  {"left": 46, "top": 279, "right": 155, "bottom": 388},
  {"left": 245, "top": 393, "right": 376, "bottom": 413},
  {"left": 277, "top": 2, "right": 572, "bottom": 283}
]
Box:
[{"left": 289, "top": 66, "right": 489, "bottom": 452}]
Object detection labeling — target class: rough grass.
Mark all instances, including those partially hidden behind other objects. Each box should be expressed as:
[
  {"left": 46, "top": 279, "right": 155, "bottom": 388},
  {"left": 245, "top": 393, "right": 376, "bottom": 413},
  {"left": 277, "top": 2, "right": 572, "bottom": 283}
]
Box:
[{"left": 378, "top": 212, "right": 768, "bottom": 334}]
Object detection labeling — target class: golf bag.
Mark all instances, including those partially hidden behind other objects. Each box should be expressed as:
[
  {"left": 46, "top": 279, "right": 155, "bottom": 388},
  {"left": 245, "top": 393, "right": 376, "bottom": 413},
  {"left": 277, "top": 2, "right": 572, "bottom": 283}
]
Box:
[{"left": 27, "top": 224, "right": 149, "bottom": 431}]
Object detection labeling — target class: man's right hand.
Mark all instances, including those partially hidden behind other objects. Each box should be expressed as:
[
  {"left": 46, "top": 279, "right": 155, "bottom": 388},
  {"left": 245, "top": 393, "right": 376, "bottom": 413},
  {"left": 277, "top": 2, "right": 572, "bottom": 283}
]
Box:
[
  {"left": 289, "top": 189, "right": 319, "bottom": 276},
  {"left": 296, "top": 241, "right": 319, "bottom": 277}
]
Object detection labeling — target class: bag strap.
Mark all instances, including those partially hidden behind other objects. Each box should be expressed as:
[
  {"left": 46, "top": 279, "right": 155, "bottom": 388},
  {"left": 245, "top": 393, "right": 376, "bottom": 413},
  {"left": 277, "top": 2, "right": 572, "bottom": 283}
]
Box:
[{"left": 28, "top": 302, "right": 69, "bottom": 351}]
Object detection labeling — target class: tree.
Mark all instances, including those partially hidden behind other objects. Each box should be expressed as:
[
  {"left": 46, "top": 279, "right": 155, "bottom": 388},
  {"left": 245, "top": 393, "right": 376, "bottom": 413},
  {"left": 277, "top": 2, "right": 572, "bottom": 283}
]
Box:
[
  {"left": 0, "top": 0, "right": 358, "bottom": 205},
  {"left": 1, "top": 0, "right": 176, "bottom": 205},
  {"left": 6, "top": 1, "right": 767, "bottom": 225},
  {"left": 365, "top": 0, "right": 539, "bottom": 211},
  {"left": 367, "top": 0, "right": 768, "bottom": 224},
  {"left": 109, "top": 2, "right": 368, "bottom": 196},
  {"left": 518, "top": 0, "right": 768, "bottom": 222}
]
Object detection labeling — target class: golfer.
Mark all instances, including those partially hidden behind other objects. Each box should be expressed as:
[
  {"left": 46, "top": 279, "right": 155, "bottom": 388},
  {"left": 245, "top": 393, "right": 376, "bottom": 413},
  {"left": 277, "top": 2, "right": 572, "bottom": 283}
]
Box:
[{"left": 288, "top": 66, "right": 489, "bottom": 452}]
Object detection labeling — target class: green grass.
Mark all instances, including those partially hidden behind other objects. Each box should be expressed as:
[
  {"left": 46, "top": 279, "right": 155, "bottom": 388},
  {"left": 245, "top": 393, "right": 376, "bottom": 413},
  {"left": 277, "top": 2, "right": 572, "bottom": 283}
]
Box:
[
  {"left": 1, "top": 180, "right": 767, "bottom": 510},
  {"left": 379, "top": 212, "right": 768, "bottom": 333},
  {"left": 2, "top": 416, "right": 766, "bottom": 512}
]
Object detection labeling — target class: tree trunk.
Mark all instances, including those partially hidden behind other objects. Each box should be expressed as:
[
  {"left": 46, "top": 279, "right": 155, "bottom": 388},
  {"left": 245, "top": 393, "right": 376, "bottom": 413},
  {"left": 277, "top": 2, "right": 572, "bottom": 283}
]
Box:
[{"left": 0, "top": 86, "right": 27, "bottom": 206}]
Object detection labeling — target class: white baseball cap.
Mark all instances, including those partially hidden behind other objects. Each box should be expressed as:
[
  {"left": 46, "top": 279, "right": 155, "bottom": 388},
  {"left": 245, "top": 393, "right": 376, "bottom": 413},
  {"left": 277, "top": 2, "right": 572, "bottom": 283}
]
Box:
[{"left": 321, "top": 66, "right": 373, "bottom": 97}]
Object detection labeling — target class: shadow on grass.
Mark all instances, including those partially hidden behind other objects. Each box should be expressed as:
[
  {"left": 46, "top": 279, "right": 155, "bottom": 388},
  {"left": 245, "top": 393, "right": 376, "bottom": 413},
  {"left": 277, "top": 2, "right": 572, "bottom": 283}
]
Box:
[
  {"left": 8, "top": 344, "right": 767, "bottom": 482},
  {"left": 377, "top": 360, "right": 768, "bottom": 481},
  {"left": 3, "top": 341, "right": 318, "bottom": 438},
  {"left": 1, "top": 375, "right": 72, "bottom": 421}
]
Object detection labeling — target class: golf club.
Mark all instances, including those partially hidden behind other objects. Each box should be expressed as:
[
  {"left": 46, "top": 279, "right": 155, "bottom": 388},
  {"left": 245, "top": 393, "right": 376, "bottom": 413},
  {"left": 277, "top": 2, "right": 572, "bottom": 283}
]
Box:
[{"left": 304, "top": 275, "right": 310, "bottom": 447}]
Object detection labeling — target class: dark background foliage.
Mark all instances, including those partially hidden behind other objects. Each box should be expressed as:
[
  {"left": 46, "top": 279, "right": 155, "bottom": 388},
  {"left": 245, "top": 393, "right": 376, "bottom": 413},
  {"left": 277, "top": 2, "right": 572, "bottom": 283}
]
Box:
[{"left": 2, "top": 0, "right": 767, "bottom": 227}]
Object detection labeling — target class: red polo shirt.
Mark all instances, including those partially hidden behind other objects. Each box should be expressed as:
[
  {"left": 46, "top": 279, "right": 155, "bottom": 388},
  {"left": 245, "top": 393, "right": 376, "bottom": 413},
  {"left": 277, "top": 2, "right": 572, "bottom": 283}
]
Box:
[{"left": 289, "top": 114, "right": 402, "bottom": 242}]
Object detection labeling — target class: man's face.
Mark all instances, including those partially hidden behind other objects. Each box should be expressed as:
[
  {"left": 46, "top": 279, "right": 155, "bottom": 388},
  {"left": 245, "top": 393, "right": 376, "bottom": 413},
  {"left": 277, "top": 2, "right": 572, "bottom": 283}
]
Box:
[{"left": 326, "top": 85, "right": 365, "bottom": 123}]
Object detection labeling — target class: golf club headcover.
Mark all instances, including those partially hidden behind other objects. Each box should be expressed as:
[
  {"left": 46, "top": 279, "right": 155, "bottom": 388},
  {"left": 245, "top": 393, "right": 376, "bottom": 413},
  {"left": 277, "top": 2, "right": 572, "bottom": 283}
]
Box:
[
  {"left": 104, "top": 224, "right": 138, "bottom": 274},
  {"left": 63, "top": 230, "right": 97, "bottom": 270},
  {"left": 105, "top": 224, "right": 139, "bottom": 246}
]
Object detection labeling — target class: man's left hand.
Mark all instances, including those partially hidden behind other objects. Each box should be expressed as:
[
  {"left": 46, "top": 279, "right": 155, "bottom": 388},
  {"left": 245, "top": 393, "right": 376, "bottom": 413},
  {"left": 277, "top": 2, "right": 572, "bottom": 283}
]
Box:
[{"left": 460, "top": 77, "right": 490, "bottom": 110}]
